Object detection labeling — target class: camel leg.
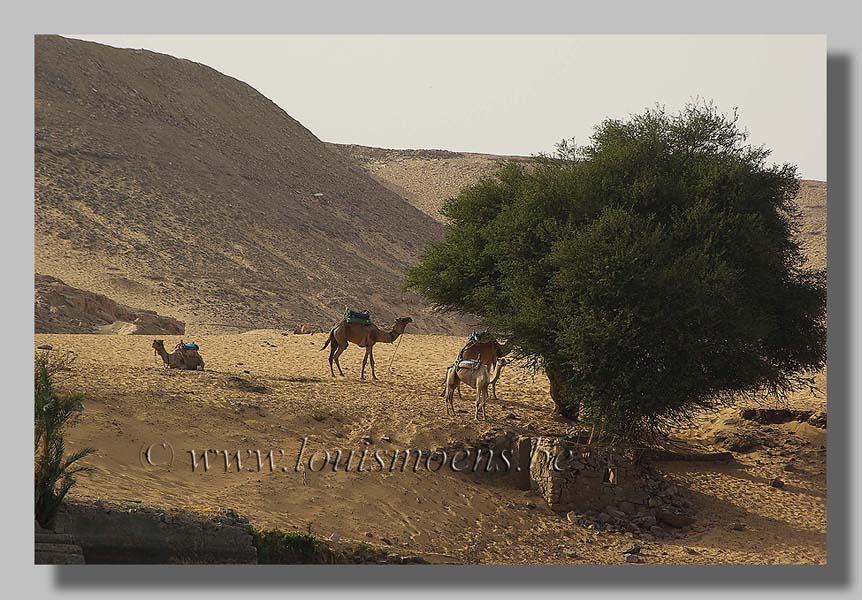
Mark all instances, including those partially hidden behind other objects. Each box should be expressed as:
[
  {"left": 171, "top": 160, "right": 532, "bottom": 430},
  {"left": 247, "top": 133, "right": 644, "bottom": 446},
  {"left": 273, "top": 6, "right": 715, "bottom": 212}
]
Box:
[
  {"left": 369, "top": 346, "right": 378, "bottom": 380},
  {"left": 360, "top": 347, "right": 371, "bottom": 380},
  {"left": 332, "top": 343, "right": 347, "bottom": 377}
]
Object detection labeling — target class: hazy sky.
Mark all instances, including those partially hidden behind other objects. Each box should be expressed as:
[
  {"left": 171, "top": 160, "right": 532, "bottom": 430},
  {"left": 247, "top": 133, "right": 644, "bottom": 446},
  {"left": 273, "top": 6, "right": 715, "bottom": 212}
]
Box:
[{"left": 68, "top": 35, "right": 826, "bottom": 180}]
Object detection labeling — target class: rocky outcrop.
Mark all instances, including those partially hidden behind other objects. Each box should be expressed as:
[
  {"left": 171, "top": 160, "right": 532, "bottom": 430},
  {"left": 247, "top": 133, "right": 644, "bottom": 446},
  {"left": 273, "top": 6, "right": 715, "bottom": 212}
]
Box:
[{"left": 35, "top": 274, "right": 184, "bottom": 334}]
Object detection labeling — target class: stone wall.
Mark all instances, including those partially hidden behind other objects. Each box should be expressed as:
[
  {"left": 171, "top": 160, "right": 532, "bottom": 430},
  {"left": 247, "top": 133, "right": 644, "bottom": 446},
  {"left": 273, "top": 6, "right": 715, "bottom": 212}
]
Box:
[
  {"left": 527, "top": 436, "right": 649, "bottom": 513},
  {"left": 54, "top": 501, "right": 257, "bottom": 564}
]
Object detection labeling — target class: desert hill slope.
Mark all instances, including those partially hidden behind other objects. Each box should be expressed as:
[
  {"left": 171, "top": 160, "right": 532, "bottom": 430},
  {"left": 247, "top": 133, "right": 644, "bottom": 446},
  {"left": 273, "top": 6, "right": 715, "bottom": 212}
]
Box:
[
  {"left": 331, "top": 144, "right": 826, "bottom": 273},
  {"left": 35, "top": 36, "right": 466, "bottom": 334}
]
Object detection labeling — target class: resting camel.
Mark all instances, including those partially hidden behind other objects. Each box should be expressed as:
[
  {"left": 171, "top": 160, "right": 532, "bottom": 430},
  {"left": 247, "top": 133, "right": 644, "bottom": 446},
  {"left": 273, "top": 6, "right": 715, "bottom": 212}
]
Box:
[
  {"left": 321, "top": 317, "right": 412, "bottom": 380},
  {"left": 293, "top": 323, "right": 321, "bottom": 334},
  {"left": 442, "top": 358, "right": 506, "bottom": 420},
  {"left": 152, "top": 339, "right": 205, "bottom": 371},
  {"left": 459, "top": 338, "right": 512, "bottom": 399}
]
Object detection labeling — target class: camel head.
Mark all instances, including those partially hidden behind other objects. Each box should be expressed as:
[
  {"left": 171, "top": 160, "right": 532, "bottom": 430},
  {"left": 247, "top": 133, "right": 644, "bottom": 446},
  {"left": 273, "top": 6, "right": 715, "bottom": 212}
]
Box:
[
  {"left": 394, "top": 317, "right": 413, "bottom": 332},
  {"left": 152, "top": 339, "right": 166, "bottom": 352}
]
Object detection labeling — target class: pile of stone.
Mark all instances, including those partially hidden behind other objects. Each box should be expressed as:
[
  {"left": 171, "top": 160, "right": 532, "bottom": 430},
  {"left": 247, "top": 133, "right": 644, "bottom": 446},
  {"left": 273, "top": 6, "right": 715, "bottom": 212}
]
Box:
[{"left": 565, "top": 469, "right": 696, "bottom": 541}]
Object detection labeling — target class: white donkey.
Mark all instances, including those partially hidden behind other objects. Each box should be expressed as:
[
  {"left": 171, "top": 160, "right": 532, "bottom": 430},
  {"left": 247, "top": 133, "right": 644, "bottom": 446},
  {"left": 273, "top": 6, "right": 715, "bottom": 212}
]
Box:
[{"left": 442, "top": 358, "right": 505, "bottom": 420}]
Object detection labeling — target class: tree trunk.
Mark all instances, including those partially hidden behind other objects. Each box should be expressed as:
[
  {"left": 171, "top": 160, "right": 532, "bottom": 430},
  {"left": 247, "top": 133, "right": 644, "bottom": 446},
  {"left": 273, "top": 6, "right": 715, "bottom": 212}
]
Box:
[{"left": 546, "top": 366, "right": 579, "bottom": 421}]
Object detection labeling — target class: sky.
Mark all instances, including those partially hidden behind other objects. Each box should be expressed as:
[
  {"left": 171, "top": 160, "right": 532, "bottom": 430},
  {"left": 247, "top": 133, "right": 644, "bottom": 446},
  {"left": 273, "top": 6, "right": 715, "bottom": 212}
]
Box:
[{"left": 68, "top": 35, "right": 826, "bottom": 180}]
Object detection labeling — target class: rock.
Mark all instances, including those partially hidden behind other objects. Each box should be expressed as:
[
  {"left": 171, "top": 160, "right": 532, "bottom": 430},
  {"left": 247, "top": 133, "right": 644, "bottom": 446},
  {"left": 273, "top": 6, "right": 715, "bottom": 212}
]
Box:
[
  {"left": 596, "top": 512, "right": 610, "bottom": 524},
  {"left": 685, "top": 547, "right": 700, "bottom": 555},
  {"left": 623, "top": 545, "right": 641, "bottom": 555},
  {"left": 730, "top": 522, "right": 746, "bottom": 531},
  {"left": 381, "top": 435, "right": 391, "bottom": 443},
  {"left": 566, "top": 511, "right": 578, "bottom": 523},
  {"left": 661, "top": 485, "right": 679, "bottom": 497},
  {"left": 635, "top": 515, "right": 657, "bottom": 528},
  {"left": 526, "top": 502, "right": 537, "bottom": 510},
  {"left": 770, "top": 477, "right": 785, "bottom": 489},
  {"left": 639, "top": 534, "right": 655, "bottom": 541},
  {"left": 37, "top": 344, "right": 53, "bottom": 350},
  {"left": 649, "top": 525, "right": 666, "bottom": 537},
  {"left": 648, "top": 496, "right": 663, "bottom": 508},
  {"left": 607, "top": 509, "right": 627, "bottom": 520},
  {"left": 656, "top": 510, "right": 696, "bottom": 529},
  {"left": 625, "top": 554, "right": 641, "bottom": 563},
  {"left": 381, "top": 537, "right": 393, "bottom": 545},
  {"left": 329, "top": 532, "right": 340, "bottom": 542},
  {"left": 619, "top": 501, "right": 636, "bottom": 514}
]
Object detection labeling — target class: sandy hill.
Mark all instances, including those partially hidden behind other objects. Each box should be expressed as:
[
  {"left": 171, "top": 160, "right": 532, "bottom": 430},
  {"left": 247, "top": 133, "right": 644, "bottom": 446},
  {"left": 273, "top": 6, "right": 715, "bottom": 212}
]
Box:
[
  {"left": 331, "top": 144, "right": 827, "bottom": 273},
  {"left": 35, "top": 36, "right": 466, "bottom": 335}
]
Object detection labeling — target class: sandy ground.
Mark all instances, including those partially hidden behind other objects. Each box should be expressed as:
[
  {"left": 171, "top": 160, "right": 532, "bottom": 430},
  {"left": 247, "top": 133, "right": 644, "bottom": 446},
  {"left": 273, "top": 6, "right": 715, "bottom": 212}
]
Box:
[{"left": 37, "top": 332, "right": 826, "bottom": 564}]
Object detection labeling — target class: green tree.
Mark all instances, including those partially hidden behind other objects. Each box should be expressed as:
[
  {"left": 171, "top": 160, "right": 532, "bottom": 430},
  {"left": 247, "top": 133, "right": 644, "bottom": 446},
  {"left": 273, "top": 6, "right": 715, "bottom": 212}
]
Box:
[
  {"left": 406, "top": 104, "right": 826, "bottom": 441},
  {"left": 35, "top": 353, "right": 95, "bottom": 529}
]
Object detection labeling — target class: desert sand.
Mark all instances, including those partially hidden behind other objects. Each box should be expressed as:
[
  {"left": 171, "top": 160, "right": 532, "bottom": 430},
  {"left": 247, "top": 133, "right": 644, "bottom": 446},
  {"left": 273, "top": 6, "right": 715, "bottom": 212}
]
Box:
[{"left": 38, "top": 331, "right": 826, "bottom": 565}]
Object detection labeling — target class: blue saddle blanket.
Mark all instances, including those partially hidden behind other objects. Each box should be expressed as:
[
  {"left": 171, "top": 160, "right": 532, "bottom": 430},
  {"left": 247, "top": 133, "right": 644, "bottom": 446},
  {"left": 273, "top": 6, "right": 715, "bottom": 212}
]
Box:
[{"left": 181, "top": 342, "right": 199, "bottom": 351}]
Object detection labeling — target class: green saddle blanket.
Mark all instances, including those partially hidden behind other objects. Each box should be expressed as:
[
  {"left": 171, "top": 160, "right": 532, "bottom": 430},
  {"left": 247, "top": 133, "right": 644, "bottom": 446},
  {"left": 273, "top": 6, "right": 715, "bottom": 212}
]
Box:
[{"left": 345, "top": 308, "right": 372, "bottom": 325}]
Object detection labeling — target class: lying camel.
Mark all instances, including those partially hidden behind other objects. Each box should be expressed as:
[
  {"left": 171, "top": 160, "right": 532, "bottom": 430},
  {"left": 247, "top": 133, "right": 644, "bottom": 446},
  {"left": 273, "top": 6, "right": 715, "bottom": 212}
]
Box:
[
  {"left": 293, "top": 323, "right": 321, "bottom": 334},
  {"left": 152, "top": 339, "right": 205, "bottom": 371},
  {"left": 321, "top": 317, "right": 412, "bottom": 380},
  {"left": 443, "top": 358, "right": 505, "bottom": 420},
  {"left": 459, "top": 337, "right": 512, "bottom": 399}
]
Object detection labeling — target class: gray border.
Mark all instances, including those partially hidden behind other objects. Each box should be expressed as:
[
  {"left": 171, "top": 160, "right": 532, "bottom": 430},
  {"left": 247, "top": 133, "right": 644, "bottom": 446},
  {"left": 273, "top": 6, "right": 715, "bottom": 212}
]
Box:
[{"left": 3, "top": 0, "right": 859, "bottom": 597}]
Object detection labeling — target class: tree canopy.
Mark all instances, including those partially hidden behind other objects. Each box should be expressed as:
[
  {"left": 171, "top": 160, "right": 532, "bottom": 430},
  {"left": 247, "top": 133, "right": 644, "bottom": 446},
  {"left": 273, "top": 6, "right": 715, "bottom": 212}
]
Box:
[{"left": 406, "top": 104, "right": 826, "bottom": 442}]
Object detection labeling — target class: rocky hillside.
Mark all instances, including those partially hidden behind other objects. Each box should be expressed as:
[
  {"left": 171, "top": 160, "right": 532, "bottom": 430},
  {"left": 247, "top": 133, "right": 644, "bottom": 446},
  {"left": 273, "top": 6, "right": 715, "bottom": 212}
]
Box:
[
  {"left": 332, "top": 144, "right": 826, "bottom": 273},
  {"left": 35, "top": 36, "right": 466, "bottom": 334}
]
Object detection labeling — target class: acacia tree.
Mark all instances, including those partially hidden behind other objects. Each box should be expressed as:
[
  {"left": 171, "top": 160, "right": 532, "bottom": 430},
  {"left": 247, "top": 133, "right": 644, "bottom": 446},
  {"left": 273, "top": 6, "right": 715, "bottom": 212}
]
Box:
[{"left": 406, "top": 104, "right": 826, "bottom": 441}]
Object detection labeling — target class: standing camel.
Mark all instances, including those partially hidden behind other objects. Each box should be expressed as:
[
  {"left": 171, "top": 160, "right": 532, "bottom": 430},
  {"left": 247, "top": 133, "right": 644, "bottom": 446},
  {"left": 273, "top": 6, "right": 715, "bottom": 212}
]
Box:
[
  {"left": 459, "top": 338, "right": 513, "bottom": 399},
  {"left": 442, "top": 358, "right": 506, "bottom": 420},
  {"left": 152, "top": 339, "right": 205, "bottom": 370},
  {"left": 321, "top": 317, "right": 412, "bottom": 380}
]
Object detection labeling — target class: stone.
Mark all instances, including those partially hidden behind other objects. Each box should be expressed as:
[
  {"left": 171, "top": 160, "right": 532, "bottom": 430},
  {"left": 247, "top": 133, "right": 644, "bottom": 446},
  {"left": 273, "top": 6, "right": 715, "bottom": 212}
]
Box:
[
  {"left": 607, "top": 509, "right": 627, "bottom": 520},
  {"left": 649, "top": 526, "right": 666, "bottom": 537},
  {"left": 730, "top": 522, "right": 746, "bottom": 531},
  {"left": 623, "top": 545, "right": 641, "bottom": 555},
  {"left": 635, "top": 515, "right": 657, "bottom": 528},
  {"left": 526, "top": 502, "right": 537, "bottom": 509},
  {"left": 37, "top": 344, "right": 53, "bottom": 350},
  {"left": 566, "top": 511, "right": 578, "bottom": 523},
  {"left": 596, "top": 512, "right": 610, "bottom": 524},
  {"left": 619, "top": 501, "right": 636, "bottom": 514},
  {"left": 661, "top": 485, "right": 679, "bottom": 497},
  {"left": 656, "top": 510, "right": 696, "bottom": 529},
  {"left": 625, "top": 554, "right": 641, "bottom": 563},
  {"left": 770, "top": 477, "right": 785, "bottom": 489},
  {"left": 648, "top": 496, "right": 663, "bottom": 508}
]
